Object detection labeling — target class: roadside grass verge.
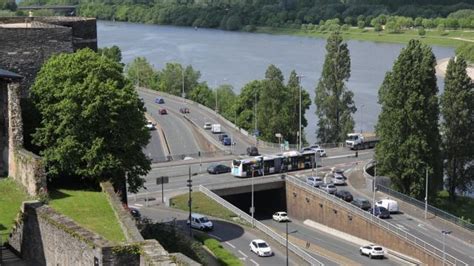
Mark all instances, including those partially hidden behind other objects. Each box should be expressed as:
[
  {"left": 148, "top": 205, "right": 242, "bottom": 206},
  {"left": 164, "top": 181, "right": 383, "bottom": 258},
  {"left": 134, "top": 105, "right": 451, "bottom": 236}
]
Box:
[
  {"left": 256, "top": 26, "right": 474, "bottom": 47},
  {"left": 0, "top": 178, "right": 28, "bottom": 243},
  {"left": 432, "top": 191, "right": 474, "bottom": 224},
  {"left": 170, "top": 192, "right": 248, "bottom": 225},
  {"left": 194, "top": 232, "right": 243, "bottom": 266},
  {"left": 48, "top": 189, "right": 126, "bottom": 243}
]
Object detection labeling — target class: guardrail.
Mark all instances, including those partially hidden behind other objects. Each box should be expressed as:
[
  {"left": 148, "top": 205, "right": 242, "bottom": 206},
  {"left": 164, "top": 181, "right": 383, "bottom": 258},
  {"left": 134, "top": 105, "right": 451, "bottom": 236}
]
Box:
[
  {"left": 199, "top": 185, "right": 323, "bottom": 265},
  {"left": 363, "top": 161, "right": 474, "bottom": 232},
  {"left": 285, "top": 175, "right": 467, "bottom": 266}
]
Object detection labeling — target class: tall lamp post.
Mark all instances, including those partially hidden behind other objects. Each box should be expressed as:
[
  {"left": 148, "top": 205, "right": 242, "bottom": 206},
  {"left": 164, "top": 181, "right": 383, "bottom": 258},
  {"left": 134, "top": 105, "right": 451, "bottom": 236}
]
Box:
[
  {"left": 297, "top": 75, "right": 304, "bottom": 151},
  {"left": 425, "top": 167, "right": 429, "bottom": 219},
  {"left": 441, "top": 230, "right": 452, "bottom": 265},
  {"left": 359, "top": 104, "right": 365, "bottom": 133},
  {"left": 372, "top": 162, "right": 377, "bottom": 213},
  {"left": 182, "top": 66, "right": 185, "bottom": 102},
  {"left": 250, "top": 165, "right": 255, "bottom": 227}
]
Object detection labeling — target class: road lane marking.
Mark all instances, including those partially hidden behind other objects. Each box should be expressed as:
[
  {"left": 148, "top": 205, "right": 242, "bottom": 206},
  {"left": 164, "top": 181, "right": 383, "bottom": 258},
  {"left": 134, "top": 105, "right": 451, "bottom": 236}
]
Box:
[
  {"left": 208, "top": 234, "right": 222, "bottom": 241},
  {"left": 225, "top": 241, "right": 236, "bottom": 249},
  {"left": 396, "top": 224, "right": 408, "bottom": 231},
  {"left": 417, "top": 224, "right": 427, "bottom": 231},
  {"left": 133, "top": 203, "right": 143, "bottom": 207},
  {"left": 238, "top": 250, "right": 248, "bottom": 258},
  {"left": 250, "top": 259, "right": 259, "bottom": 266}
]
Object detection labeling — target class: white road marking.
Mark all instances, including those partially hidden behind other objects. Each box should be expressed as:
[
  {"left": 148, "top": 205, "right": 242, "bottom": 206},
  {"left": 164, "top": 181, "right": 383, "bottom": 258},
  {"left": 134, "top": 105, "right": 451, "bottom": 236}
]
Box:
[
  {"left": 208, "top": 234, "right": 222, "bottom": 241},
  {"left": 225, "top": 241, "right": 236, "bottom": 249},
  {"left": 417, "top": 224, "right": 427, "bottom": 231},
  {"left": 250, "top": 259, "right": 259, "bottom": 266},
  {"left": 396, "top": 224, "right": 408, "bottom": 231},
  {"left": 133, "top": 203, "right": 143, "bottom": 207},
  {"left": 238, "top": 250, "right": 248, "bottom": 258}
]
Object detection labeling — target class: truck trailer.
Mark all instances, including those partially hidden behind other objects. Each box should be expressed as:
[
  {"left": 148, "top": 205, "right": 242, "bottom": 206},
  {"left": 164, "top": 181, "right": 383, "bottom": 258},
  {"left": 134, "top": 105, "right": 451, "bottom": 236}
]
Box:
[{"left": 345, "top": 132, "right": 379, "bottom": 150}]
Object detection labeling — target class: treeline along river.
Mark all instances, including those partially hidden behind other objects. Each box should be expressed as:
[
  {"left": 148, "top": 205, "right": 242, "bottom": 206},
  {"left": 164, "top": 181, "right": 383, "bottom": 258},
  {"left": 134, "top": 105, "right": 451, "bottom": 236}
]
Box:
[{"left": 98, "top": 21, "right": 454, "bottom": 144}]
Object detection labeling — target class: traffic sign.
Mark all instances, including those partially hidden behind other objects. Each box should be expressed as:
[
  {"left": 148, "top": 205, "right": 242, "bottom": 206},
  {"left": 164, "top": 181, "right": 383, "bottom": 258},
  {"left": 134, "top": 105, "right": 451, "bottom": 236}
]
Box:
[{"left": 156, "top": 176, "right": 169, "bottom": 185}]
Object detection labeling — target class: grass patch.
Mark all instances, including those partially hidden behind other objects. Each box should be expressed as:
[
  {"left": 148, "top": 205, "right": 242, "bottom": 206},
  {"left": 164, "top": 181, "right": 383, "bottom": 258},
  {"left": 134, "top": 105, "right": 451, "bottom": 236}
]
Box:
[
  {"left": 194, "top": 232, "right": 243, "bottom": 266},
  {"left": 170, "top": 192, "right": 244, "bottom": 223},
  {"left": 256, "top": 26, "right": 474, "bottom": 48},
  {"left": 432, "top": 191, "right": 474, "bottom": 224},
  {"left": 48, "top": 189, "right": 126, "bottom": 243},
  {"left": 0, "top": 178, "right": 28, "bottom": 243}
]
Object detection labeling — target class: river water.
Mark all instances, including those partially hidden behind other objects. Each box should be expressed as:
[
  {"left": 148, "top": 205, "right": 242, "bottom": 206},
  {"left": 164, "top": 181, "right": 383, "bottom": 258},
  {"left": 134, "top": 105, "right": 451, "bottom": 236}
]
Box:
[{"left": 97, "top": 21, "right": 454, "bottom": 144}]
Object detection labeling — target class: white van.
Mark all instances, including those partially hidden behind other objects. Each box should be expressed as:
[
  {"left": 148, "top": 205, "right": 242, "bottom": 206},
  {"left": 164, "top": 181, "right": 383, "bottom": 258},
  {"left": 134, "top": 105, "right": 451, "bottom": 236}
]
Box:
[
  {"left": 188, "top": 213, "right": 213, "bottom": 231},
  {"left": 211, "top": 124, "right": 221, "bottom": 134},
  {"left": 375, "top": 199, "right": 399, "bottom": 213}
]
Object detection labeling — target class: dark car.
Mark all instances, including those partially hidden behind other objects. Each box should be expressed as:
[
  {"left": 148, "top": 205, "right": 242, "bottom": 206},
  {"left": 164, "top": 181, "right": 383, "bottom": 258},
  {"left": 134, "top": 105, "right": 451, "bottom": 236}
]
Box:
[
  {"left": 218, "top": 134, "right": 229, "bottom": 142},
  {"left": 179, "top": 107, "right": 190, "bottom": 113},
  {"left": 369, "top": 206, "right": 390, "bottom": 219},
  {"left": 223, "top": 137, "right": 232, "bottom": 146},
  {"left": 129, "top": 208, "right": 141, "bottom": 219},
  {"left": 159, "top": 108, "right": 167, "bottom": 115},
  {"left": 207, "top": 164, "right": 231, "bottom": 174},
  {"left": 247, "top": 146, "right": 259, "bottom": 156},
  {"left": 335, "top": 190, "right": 353, "bottom": 202},
  {"left": 351, "top": 198, "right": 371, "bottom": 210},
  {"left": 155, "top": 97, "right": 165, "bottom": 104}
]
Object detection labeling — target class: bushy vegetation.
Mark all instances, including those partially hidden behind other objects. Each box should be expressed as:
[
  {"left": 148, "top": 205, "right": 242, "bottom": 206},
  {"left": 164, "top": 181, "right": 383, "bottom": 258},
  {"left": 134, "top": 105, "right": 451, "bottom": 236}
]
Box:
[
  {"left": 456, "top": 43, "right": 474, "bottom": 63},
  {"left": 170, "top": 192, "right": 239, "bottom": 222},
  {"left": 0, "top": 178, "right": 28, "bottom": 242},
  {"left": 194, "top": 232, "right": 242, "bottom": 266}
]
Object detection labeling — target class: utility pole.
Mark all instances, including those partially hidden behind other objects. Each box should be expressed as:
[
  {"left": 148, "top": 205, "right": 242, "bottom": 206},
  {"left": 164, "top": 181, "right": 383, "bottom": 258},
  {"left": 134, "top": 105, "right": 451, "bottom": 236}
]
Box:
[
  {"left": 187, "top": 166, "right": 193, "bottom": 237},
  {"left": 286, "top": 221, "right": 289, "bottom": 266},
  {"left": 425, "top": 167, "right": 429, "bottom": 219},
  {"left": 250, "top": 164, "right": 255, "bottom": 227},
  {"left": 297, "top": 75, "right": 304, "bottom": 151},
  {"left": 254, "top": 90, "right": 258, "bottom": 147},
  {"left": 372, "top": 162, "right": 377, "bottom": 213}
]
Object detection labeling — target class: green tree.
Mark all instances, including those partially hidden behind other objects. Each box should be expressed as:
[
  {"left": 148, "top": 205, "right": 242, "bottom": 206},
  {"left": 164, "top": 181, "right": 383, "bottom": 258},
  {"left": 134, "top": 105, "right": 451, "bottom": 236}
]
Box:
[
  {"left": 98, "top": 45, "right": 123, "bottom": 66},
  {"left": 188, "top": 83, "right": 214, "bottom": 108},
  {"left": 315, "top": 31, "right": 356, "bottom": 144},
  {"left": 235, "top": 80, "right": 262, "bottom": 131},
  {"left": 30, "top": 49, "right": 151, "bottom": 197},
  {"left": 418, "top": 27, "right": 426, "bottom": 37},
  {"left": 287, "top": 70, "right": 311, "bottom": 144},
  {"left": 125, "top": 57, "right": 159, "bottom": 90},
  {"left": 375, "top": 40, "right": 442, "bottom": 198},
  {"left": 216, "top": 84, "right": 237, "bottom": 121},
  {"left": 440, "top": 57, "right": 474, "bottom": 201},
  {"left": 158, "top": 63, "right": 200, "bottom": 97}
]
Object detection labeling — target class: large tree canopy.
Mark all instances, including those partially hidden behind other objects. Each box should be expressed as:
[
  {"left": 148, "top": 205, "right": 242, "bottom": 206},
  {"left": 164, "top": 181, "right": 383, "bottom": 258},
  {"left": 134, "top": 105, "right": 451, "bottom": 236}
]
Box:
[
  {"left": 315, "top": 31, "right": 356, "bottom": 143},
  {"left": 31, "top": 48, "right": 151, "bottom": 193},
  {"left": 375, "top": 39, "right": 442, "bottom": 198}
]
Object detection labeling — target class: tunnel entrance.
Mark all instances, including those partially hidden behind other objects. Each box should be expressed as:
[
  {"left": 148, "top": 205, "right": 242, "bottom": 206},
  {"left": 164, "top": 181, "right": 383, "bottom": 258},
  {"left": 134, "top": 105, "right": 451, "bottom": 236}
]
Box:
[{"left": 221, "top": 187, "right": 287, "bottom": 220}]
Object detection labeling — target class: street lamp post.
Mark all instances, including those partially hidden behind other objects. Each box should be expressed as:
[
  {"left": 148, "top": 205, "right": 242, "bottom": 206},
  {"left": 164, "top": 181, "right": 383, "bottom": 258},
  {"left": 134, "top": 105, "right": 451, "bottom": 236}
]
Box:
[
  {"left": 297, "top": 75, "right": 304, "bottom": 151},
  {"left": 425, "top": 167, "right": 429, "bottom": 219},
  {"left": 250, "top": 165, "right": 255, "bottom": 227},
  {"left": 254, "top": 90, "right": 258, "bottom": 147},
  {"left": 372, "top": 162, "right": 377, "bottom": 212},
  {"left": 442, "top": 230, "right": 452, "bottom": 265},
  {"left": 286, "top": 221, "right": 289, "bottom": 266},
  {"left": 182, "top": 66, "right": 185, "bottom": 101},
  {"left": 360, "top": 104, "right": 365, "bottom": 133}
]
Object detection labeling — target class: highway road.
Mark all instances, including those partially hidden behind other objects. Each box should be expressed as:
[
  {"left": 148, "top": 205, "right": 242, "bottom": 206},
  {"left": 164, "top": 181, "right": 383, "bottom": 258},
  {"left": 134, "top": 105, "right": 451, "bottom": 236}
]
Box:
[
  {"left": 138, "top": 206, "right": 305, "bottom": 266},
  {"left": 143, "top": 129, "right": 166, "bottom": 162}
]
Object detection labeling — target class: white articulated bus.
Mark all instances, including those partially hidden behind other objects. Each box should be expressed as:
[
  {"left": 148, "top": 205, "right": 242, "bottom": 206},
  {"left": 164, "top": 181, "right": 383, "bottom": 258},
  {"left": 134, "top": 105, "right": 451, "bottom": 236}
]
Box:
[{"left": 231, "top": 150, "right": 320, "bottom": 178}]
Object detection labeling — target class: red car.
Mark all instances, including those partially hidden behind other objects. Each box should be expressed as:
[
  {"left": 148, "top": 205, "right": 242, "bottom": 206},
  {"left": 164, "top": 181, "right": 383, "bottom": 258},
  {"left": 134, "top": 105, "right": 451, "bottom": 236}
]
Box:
[{"left": 159, "top": 108, "right": 167, "bottom": 115}]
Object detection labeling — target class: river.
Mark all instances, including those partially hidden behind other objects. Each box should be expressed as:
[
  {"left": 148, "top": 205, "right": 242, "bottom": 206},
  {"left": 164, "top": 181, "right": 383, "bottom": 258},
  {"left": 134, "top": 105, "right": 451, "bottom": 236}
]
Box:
[{"left": 97, "top": 21, "right": 454, "bottom": 144}]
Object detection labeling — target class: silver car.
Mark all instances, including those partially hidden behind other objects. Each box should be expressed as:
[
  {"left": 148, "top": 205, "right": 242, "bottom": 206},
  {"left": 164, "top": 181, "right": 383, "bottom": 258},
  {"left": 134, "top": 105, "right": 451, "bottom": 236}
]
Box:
[
  {"left": 320, "top": 183, "right": 337, "bottom": 194},
  {"left": 306, "top": 176, "right": 324, "bottom": 187}
]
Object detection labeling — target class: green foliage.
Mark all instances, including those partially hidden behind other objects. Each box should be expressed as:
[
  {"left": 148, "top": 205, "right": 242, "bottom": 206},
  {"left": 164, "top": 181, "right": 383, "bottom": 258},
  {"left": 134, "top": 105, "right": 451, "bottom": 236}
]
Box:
[
  {"left": 188, "top": 83, "right": 215, "bottom": 109},
  {"left": 455, "top": 43, "right": 474, "bottom": 63},
  {"left": 440, "top": 57, "right": 474, "bottom": 200},
  {"left": 0, "top": 0, "right": 16, "bottom": 11},
  {"left": 194, "top": 233, "right": 243, "bottom": 266},
  {"left": 31, "top": 49, "right": 151, "bottom": 193},
  {"left": 286, "top": 70, "right": 311, "bottom": 144},
  {"left": 357, "top": 20, "right": 365, "bottom": 29},
  {"left": 158, "top": 63, "right": 201, "bottom": 97},
  {"left": 432, "top": 191, "right": 474, "bottom": 224},
  {"left": 375, "top": 39, "right": 442, "bottom": 199},
  {"left": 315, "top": 31, "right": 355, "bottom": 143},
  {"left": 98, "top": 45, "right": 123, "bottom": 66},
  {"left": 0, "top": 178, "right": 28, "bottom": 241},
  {"left": 111, "top": 243, "right": 143, "bottom": 255},
  {"left": 418, "top": 27, "right": 426, "bottom": 37},
  {"left": 125, "top": 57, "right": 159, "bottom": 90},
  {"left": 216, "top": 84, "right": 237, "bottom": 121}
]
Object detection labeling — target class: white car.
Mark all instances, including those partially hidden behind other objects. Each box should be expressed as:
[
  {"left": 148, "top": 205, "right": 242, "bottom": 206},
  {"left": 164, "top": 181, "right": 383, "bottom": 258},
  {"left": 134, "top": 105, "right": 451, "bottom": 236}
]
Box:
[
  {"left": 332, "top": 175, "right": 346, "bottom": 185},
  {"left": 145, "top": 121, "right": 155, "bottom": 130},
  {"left": 375, "top": 199, "right": 399, "bottom": 213},
  {"left": 250, "top": 239, "right": 273, "bottom": 257},
  {"left": 320, "top": 183, "right": 337, "bottom": 194},
  {"left": 360, "top": 244, "right": 385, "bottom": 259},
  {"left": 306, "top": 176, "right": 324, "bottom": 187},
  {"left": 272, "top": 211, "right": 290, "bottom": 222},
  {"left": 187, "top": 213, "right": 213, "bottom": 231},
  {"left": 203, "top": 122, "right": 212, "bottom": 129},
  {"left": 314, "top": 148, "right": 326, "bottom": 157}
]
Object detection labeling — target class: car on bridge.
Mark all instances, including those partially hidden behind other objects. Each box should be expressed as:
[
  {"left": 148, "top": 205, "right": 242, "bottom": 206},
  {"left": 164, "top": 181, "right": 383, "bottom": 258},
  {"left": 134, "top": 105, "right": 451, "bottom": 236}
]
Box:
[
  {"left": 222, "top": 137, "right": 232, "bottom": 146},
  {"left": 218, "top": 133, "right": 229, "bottom": 142},
  {"left": 332, "top": 175, "right": 346, "bottom": 185},
  {"left": 272, "top": 211, "right": 290, "bottom": 222},
  {"left": 320, "top": 183, "right": 337, "bottom": 194},
  {"left": 360, "top": 244, "right": 385, "bottom": 259},
  {"left": 179, "top": 107, "right": 190, "bottom": 113},
  {"left": 335, "top": 190, "right": 353, "bottom": 202},
  {"left": 306, "top": 176, "right": 323, "bottom": 187},
  {"left": 250, "top": 239, "right": 273, "bottom": 257},
  {"left": 204, "top": 122, "right": 212, "bottom": 129},
  {"left": 207, "top": 164, "right": 231, "bottom": 174},
  {"left": 155, "top": 97, "right": 165, "bottom": 104},
  {"left": 145, "top": 121, "right": 155, "bottom": 130},
  {"left": 159, "top": 108, "right": 167, "bottom": 115},
  {"left": 368, "top": 206, "right": 390, "bottom": 219},
  {"left": 375, "top": 199, "right": 399, "bottom": 213},
  {"left": 352, "top": 198, "right": 371, "bottom": 210},
  {"left": 247, "top": 146, "right": 259, "bottom": 156}
]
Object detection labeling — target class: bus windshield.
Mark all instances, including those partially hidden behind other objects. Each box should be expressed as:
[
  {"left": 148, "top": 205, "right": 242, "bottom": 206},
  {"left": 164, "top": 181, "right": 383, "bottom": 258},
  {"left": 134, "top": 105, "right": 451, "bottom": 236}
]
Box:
[{"left": 232, "top": 160, "right": 241, "bottom": 167}]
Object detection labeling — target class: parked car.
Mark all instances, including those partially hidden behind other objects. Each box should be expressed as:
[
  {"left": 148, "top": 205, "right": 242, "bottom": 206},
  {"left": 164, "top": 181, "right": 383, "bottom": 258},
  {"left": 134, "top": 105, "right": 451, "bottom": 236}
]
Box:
[
  {"left": 314, "top": 148, "right": 327, "bottom": 157},
  {"left": 320, "top": 183, "right": 337, "bottom": 194},
  {"left": 247, "top": 146, "right": 259, "bottom": 156},
  {"left": 145, "top": 121, "right": 155, "bottom": 130},
  {"left": 301, "top": 144, "right": 321, "bottom": 152},
  {"left": 352, "top": 198, "right": 371, "bottom": 210},
  {"left": 222, "top": 137, "right": 232, "bottom": 146},
  {"left": 335, "top": 190, "right": 353, "bottom": 202},
  {"left": 250, "top": 239, "right": 273, "bottom": 257},
  {"left": 179, "top": 107, "right": 190, "bottom": 113},
  {"left": 272, "top": 212, "right": 290, "bottom": 222},
  {"left": 159, "top": 108, "right": 167, "bottom": 115},
  {"left": 187, "top": 213, "right": 213, "bottom": 231},
  {"left": 207, "top": 164, "right": 231, "bottom": 174},
  {"left": 375, "top": 199, "right": 399, "bottom": 213},
  {"left": 218, "top": 133, "right": 229, "bottom": 142},
  {"left": 155, "top": 97, "right": 165, "bottom": 104},
  {"left": 332, "top": 175, "right": 346, "bottom": 185},
  {"left": 204, "top": 122, "right": 212, "bottom": 130},
  {"left": 360, "top": 244, "right": 385, "bottom": 259},
  {"left": 129, "top": 208, "right": 141, "bottom": 219},
  {"left": 368, "top": 206, "right": 390, "bottom": 219},
  {"left": 306, "top": 176, "right": 324, "bottom": 187}
]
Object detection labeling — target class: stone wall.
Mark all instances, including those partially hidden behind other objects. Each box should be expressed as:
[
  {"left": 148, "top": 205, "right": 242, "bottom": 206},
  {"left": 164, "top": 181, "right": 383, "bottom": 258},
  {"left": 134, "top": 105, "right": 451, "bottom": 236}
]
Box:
[
  {"left": 286, "top": 180, "right": 443, "bottom": 265},
  {"left": 8, "top": 201, "right": 141, "bottom": 266}
]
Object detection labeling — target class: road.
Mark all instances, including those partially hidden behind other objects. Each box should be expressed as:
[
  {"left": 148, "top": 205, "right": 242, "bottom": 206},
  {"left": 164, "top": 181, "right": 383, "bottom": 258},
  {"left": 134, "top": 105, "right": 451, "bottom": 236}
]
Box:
[{"left": 138, "top": 206, "right": 303, "bottom": 266}]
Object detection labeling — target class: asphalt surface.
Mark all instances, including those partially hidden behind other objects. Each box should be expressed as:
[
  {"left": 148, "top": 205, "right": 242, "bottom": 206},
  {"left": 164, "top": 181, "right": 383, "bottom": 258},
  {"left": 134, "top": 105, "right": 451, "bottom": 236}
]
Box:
[
  {"left": 143, "top": 128, "right": 166, "bottom": 162},
  {"left": 138, "top": 206, "right": 303, "bottom": 266}
]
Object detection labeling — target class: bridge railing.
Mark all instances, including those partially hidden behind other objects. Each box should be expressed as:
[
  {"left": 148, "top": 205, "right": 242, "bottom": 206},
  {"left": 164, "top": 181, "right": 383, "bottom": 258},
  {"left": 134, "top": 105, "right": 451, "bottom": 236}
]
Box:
[
  {"left": 285, "top": 175, "right": 467, "bottom": 266},
  {"left": 199, "top": 185, "right": 324, "bottom": 266},
  {"left": 363, "top": 160, "right": 474, "bottom": 232}
]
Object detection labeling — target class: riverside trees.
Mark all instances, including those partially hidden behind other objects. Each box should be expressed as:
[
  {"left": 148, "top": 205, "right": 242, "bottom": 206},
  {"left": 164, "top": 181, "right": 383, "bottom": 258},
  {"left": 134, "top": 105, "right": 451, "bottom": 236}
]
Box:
[
  {"left": 375, "top": 40, "right": 442, "bottom": 198},
  {"left": 31, "top": 49, "right": 151, "bottom": 198}
]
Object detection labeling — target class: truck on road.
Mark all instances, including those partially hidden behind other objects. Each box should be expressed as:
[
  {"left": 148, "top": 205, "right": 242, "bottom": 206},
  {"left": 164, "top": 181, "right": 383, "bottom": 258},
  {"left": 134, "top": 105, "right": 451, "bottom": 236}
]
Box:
[
  {"left": 211, "top": 124, "right": 222, "bottom": 134},
  {"left": 345, "top": 132, "right": 379, "bottom": 150}
]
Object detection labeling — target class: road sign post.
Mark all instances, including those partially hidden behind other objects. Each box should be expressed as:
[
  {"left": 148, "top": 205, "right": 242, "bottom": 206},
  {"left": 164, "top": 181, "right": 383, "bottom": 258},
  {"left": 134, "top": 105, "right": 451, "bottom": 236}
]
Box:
[{"left": 156, "top": 176, "right": 169, "bottom": 204}]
